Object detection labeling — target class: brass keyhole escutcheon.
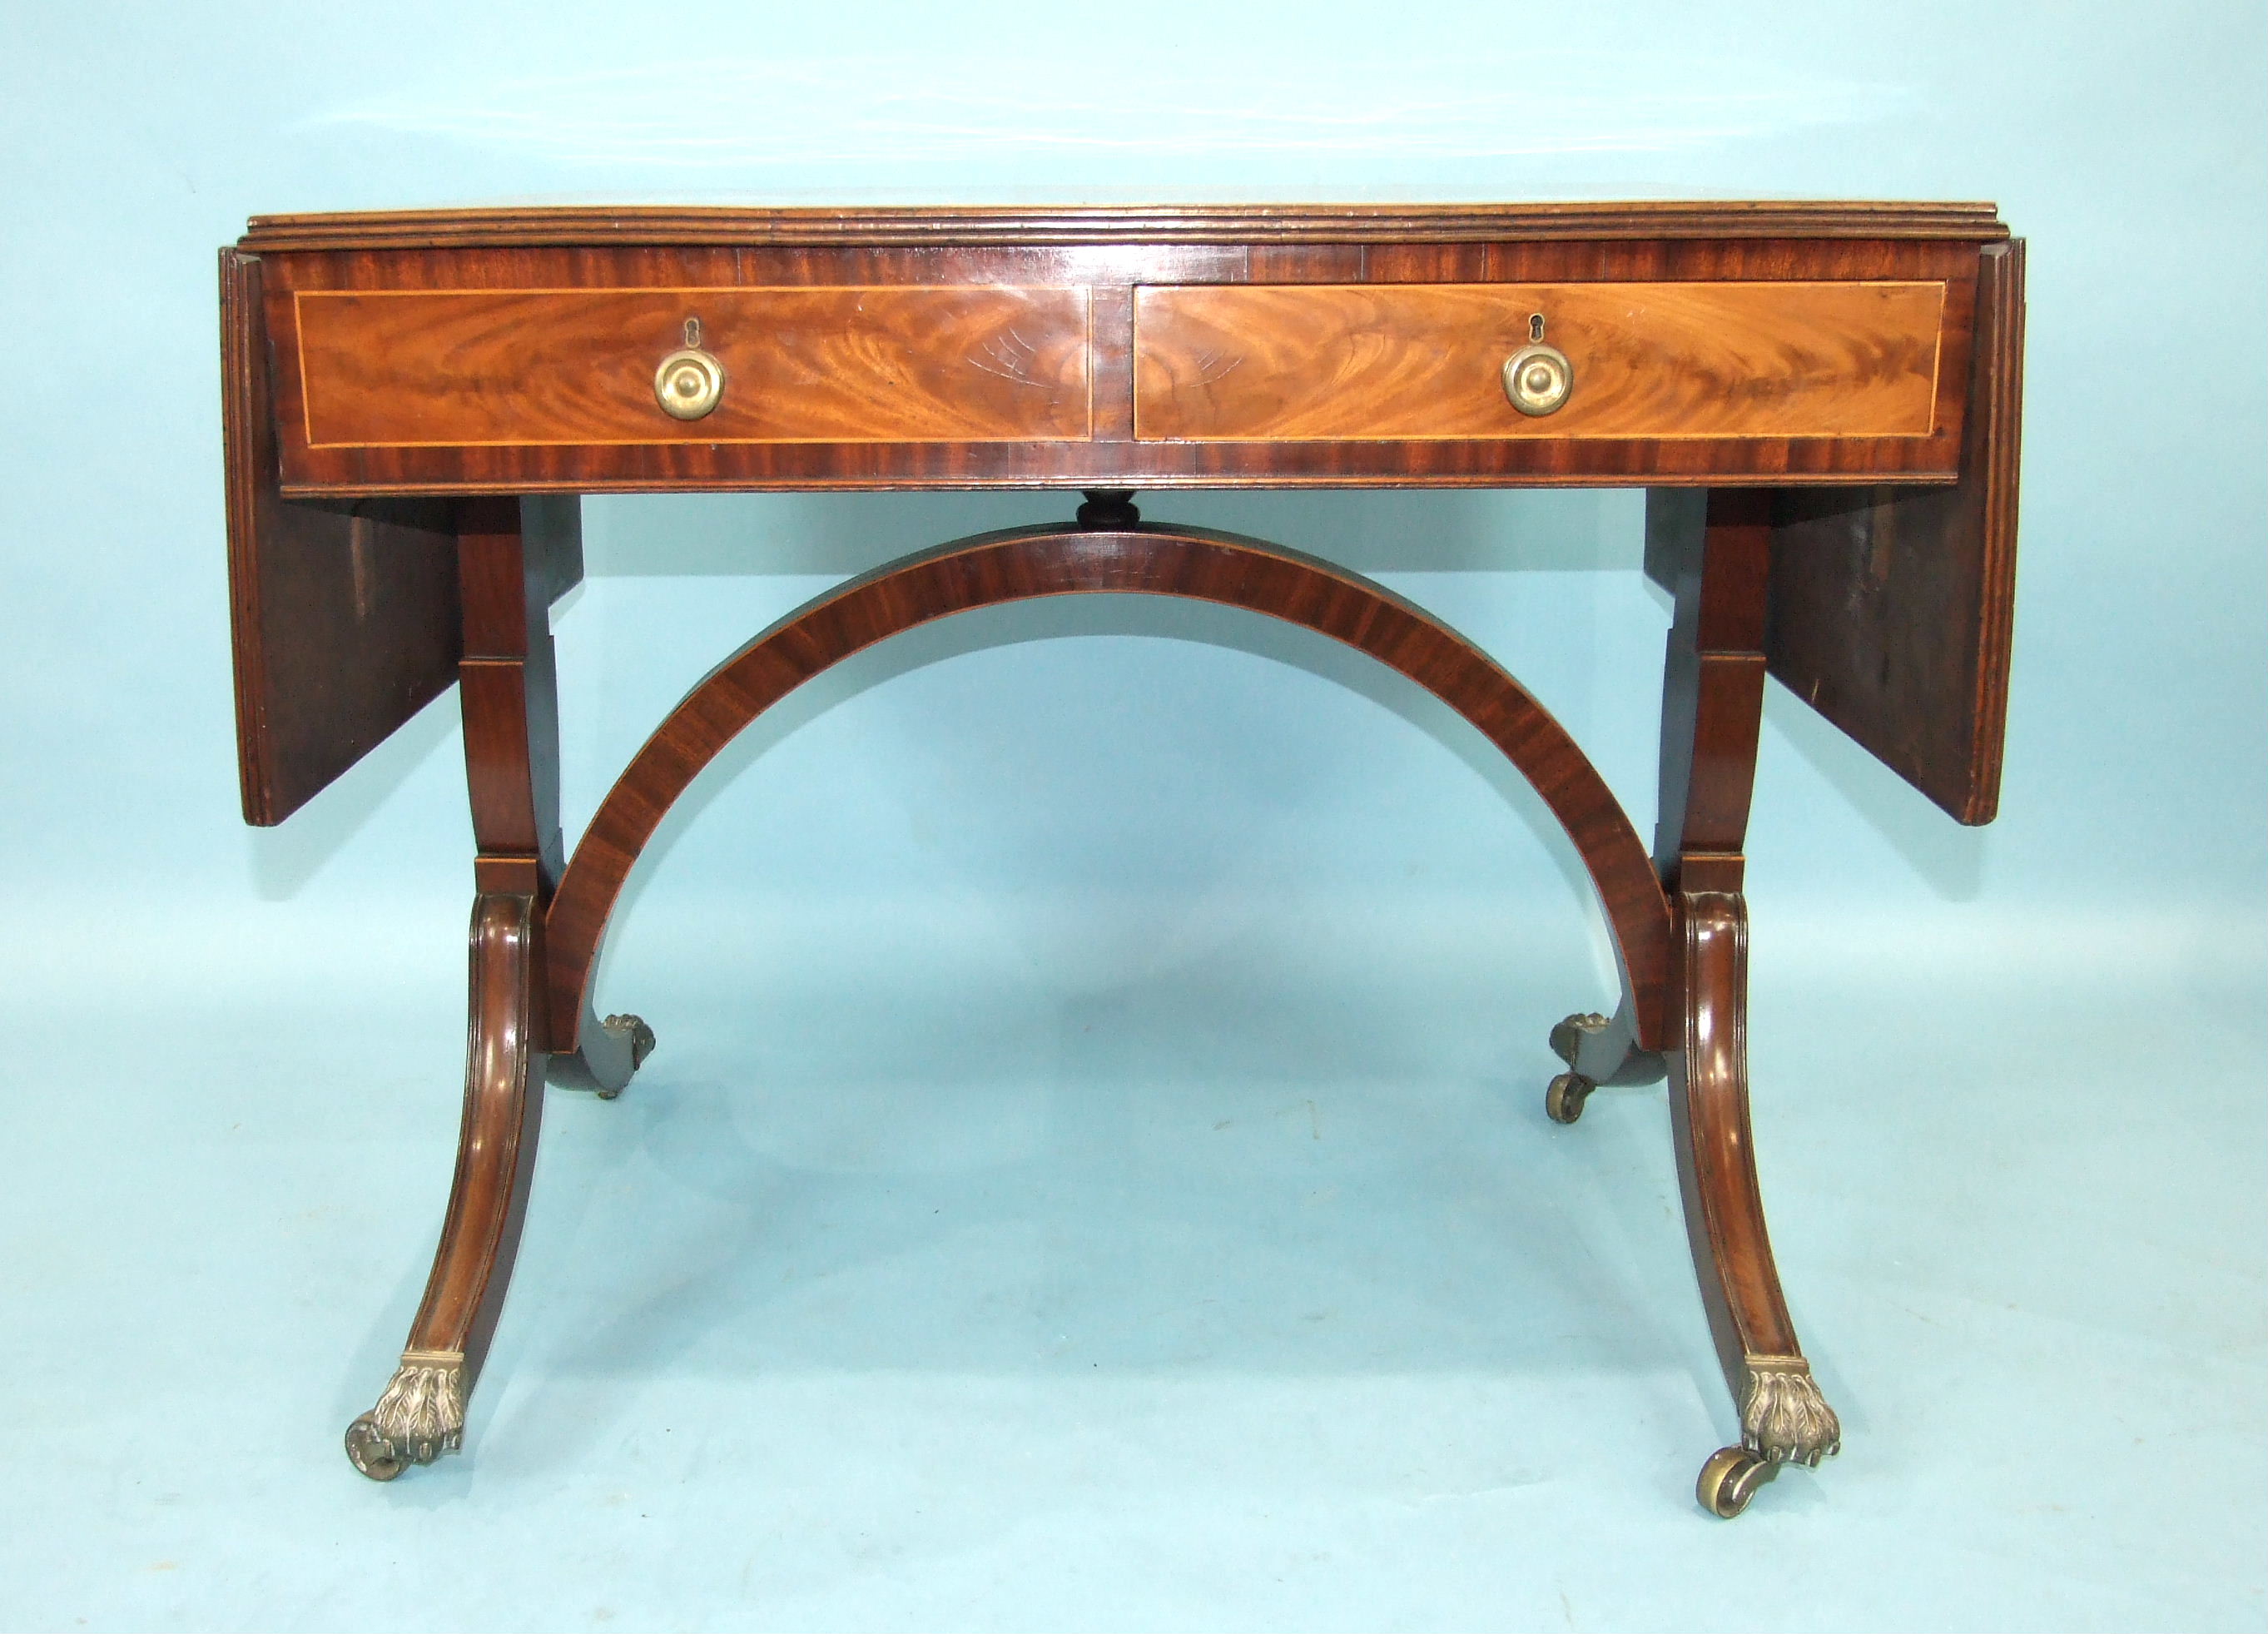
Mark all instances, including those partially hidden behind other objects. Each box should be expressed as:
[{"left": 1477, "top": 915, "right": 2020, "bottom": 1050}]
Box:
[
  {"left": 655, "top": 317, "right": 725, "bottom": 420},
  {"left": 1503, "top": 312, "right": 1572, "bottom": 417}
]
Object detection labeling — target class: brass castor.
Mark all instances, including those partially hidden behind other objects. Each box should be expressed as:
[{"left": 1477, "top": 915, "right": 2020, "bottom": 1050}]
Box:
[
  {"left": 1696, "top": 1446, "right": 1773, "bottom": 1517},
  {"left": 593, "top": 1013, "right": 658, "bottom": 1100},
  {"left": 344, "top": 1414, "right": 405, "bottom": 1483},
  {"left": 1545, "top": 1071, "right": 1596, "bottom": 1125}
]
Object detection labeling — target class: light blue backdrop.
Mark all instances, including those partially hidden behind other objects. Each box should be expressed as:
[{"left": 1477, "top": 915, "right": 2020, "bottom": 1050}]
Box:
[{"left": 1, "top": 3, "right": 2261, "bottom": 1631}]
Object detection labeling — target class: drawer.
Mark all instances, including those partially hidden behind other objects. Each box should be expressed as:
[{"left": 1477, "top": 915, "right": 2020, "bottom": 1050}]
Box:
[
  {"left": 289, "top": 286, "right": 1094, "bottom": 448},
  {"left": 1133, "top": 281, "right": 1948, "bottom": 442}
]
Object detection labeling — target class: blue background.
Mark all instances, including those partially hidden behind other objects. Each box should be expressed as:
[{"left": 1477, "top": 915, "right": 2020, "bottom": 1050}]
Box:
[{"left": 2, "top": 2, "right": 2262, "bottom": 1629}]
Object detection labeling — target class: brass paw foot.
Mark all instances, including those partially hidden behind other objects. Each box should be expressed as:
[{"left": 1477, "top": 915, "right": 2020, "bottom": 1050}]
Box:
[
  {"left": 1742, "top": 1356, "right": 1842, "bottom": 1467},
  {"left": 593, "top": 1012, "right": 657, "bottom": 1100},
  {"left": 1549, "top": 1010, "right": 1611, "bottom": 1067},
  {"left": 345, "top": 1350, "right": 465, "bottom": 1481},
  {"left": 1695, "top": 1358, "right": 1841, "bottom": 1517}
]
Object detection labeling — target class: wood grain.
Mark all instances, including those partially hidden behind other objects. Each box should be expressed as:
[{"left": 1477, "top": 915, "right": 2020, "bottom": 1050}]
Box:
[
  {"left": 240, "top": 200, "right": 2009, "bottom": 252},
  {"left": 226, "top": 211, "right": 2016, "bottom": 828},
  {"left": 1647, "top": 489, "right": 1774, "bottom": 890},
  {"left": 294, "top": 286, "right": 1091, "bottom": 449},
  {"left": 543, "top": 524, "right": 1677, "bottom": 1055},
  {"left": 456, "top": 497, "right": 565, "bottom": 881},
  {"left": 1648, "top": 493, "right": 1824, "bottom": 1468},
  {"left": 405, "top": 891, "right": 544, "bottom": 1365},
  {"left": 256, "top": 231, "right": 1984, "bottom": 492},
  {"left": 221, "top": 247, "right": 460, "bottom": 826},
  {"left": 247, "top": 202, "right": 2021, "bottom": 1500},
  {"left": 258, "top": 237, "right": 1973, "bottom": 296},
  {"left": 1764, "top": 239, "right": 2026, "bottom": 822},
  {"left": 1670, "top": 893, "right": 1804, "bottom": 1371},
  {"left": 1134, "top": 282, "right": 1947, "bottom": 441}
]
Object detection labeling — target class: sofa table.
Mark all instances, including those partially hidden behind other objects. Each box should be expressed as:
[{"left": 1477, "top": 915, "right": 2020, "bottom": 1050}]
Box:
[{"left": 221, "top": 201, "right": 2022, "bottom": 1516}]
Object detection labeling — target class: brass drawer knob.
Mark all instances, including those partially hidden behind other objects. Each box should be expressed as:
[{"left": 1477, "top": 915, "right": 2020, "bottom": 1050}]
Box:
[
  {"left": 1503, "top": 313, "right": 1573, "bottom": 417},
  {"left": 654, "top": 317, "right": 725, "bottom": 420}
]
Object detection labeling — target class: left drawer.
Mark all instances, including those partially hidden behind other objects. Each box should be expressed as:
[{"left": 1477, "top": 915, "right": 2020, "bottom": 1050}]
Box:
[{"left": 285, "top": 286, "right": 1094, "bottom": 449}]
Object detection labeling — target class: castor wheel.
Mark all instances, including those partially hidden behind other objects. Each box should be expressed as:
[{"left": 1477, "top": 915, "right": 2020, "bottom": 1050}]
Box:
[
  {"left": 1545, "top": 1071, "right": 1596, "bottom": 1125},
  {"left": 1696, "top": 1446, "right": 1773, "bottom": 1517},
  {"left": 344, "top": 1414, "right": 404, "bottom": 1483}
]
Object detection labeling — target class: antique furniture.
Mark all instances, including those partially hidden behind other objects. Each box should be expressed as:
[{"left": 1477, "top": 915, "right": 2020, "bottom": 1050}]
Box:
[{"left": 221, "top": 202, "right": 2022, "bottom": 1516}]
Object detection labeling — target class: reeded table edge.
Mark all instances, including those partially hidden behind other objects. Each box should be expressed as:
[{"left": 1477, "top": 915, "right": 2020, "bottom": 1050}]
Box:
[{"left": 241, "top": 201, "right": 2009, "bottom": 252}]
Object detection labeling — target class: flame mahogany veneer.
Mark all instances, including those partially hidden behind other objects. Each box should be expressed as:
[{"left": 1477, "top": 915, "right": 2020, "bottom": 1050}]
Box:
[{"left": 221, "top": 203, "right": 2023, "bottom": 1512}]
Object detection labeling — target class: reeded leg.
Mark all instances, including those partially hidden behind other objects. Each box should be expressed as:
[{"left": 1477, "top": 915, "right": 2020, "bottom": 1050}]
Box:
[
  {"left": 1642, "top": 489, "right": 1839, "bottom": 1515},
  {"left": 346, "top": 891, "right": 545, "bottom": 1479},
  {"left": 1671, "top": 893, "right": 1840, "bottom": 1517}
]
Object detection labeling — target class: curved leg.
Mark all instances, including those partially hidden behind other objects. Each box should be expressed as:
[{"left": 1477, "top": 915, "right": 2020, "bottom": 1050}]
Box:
[
  {"left": 346, "top": 892, "right": 546, "bottom": 1479},
  {"left": 1644, "top": 491, "right": 1839, "bottom": 1514},
  {"left": 1671, "top": 893, "right": 1840, "bottom": 1516}
]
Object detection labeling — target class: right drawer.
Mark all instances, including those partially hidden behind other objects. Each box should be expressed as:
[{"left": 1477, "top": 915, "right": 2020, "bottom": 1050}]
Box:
[{"left": 1132, "top": 281, "right": 1950, "bottom": 442}]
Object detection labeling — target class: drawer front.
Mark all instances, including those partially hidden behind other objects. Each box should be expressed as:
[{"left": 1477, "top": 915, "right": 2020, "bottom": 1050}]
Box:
[
  {"left": 1133, "top": 282, "right": 1947, "bottom": 442},
  {"left": 291, "top": 286, "right": 1093, "bottom": 448}
]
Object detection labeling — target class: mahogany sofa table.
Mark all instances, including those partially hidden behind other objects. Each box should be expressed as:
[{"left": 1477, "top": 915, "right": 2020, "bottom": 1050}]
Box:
[{"left": 221, "top": 201, "right": 2023, "bottom": 1517}]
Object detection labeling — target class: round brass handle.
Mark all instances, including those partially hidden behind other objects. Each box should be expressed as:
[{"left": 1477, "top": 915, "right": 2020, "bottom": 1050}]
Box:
[
  {"left": 1502, "top": 343, "right": 1573, "bottom": 416},
  {"left": 654, "top": 346, "right": 725, "bottom": 420}
]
